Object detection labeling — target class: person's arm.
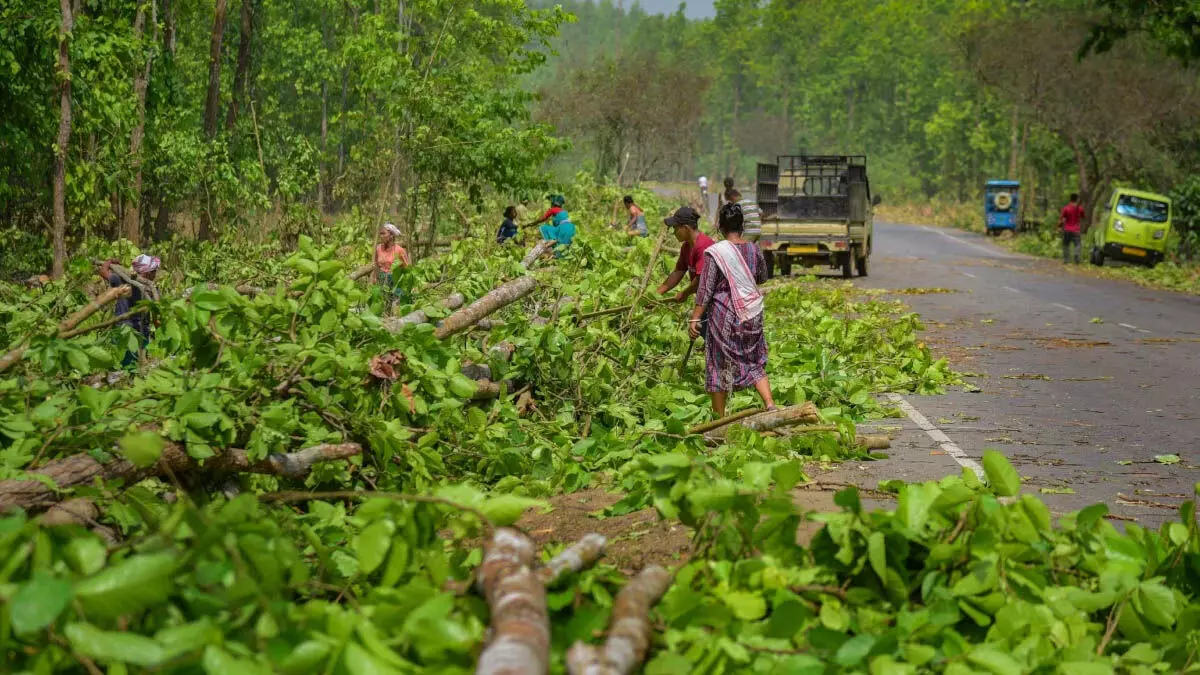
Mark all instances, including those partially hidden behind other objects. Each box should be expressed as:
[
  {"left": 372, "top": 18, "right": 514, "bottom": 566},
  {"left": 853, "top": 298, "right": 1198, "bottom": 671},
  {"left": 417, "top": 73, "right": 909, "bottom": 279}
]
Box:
[
  {"left": 399, "top": 247, "right": 411, "bottom": 267},
  {"left": 675, "top": 277, "right": 700, "bottom": 303},
  {"left": 688, "top": 258, "right": 715, "bottom": 338},
  {"left": 754, "top": 247, "right": 769, "bottom": 285},
  {"left": 656, "top": 269, "right": 685, "bottom": 295},
  {"left": 527, "top": 209, "right": 553, "bottom": 227}
]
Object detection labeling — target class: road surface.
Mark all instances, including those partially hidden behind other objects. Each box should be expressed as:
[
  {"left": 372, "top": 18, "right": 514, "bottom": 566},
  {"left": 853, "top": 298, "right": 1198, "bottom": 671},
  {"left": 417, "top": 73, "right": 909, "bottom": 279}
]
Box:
[{"left": 822, "top": 222, "right": 1200, "bottom": 527}]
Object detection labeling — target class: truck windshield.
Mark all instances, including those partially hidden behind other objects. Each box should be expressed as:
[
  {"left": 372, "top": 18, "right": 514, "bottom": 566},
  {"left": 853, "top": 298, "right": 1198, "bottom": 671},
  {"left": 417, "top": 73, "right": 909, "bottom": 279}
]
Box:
[{"left": 1116, "top": 195, "right": 1169, "bottom": 223}]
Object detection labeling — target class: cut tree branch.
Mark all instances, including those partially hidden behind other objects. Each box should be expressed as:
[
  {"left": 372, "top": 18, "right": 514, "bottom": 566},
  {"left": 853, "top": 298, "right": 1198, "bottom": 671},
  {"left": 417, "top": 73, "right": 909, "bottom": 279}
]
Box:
[
  {"left": 0, "top": 285, "right": 131, "bottom": 374},
  {"left": 383, "top": 292, "right": 466, "bottom": 332},
  {"left": 566, "top": 565, "right": 673, "bottom": 675},
  {"left": 434, "top": 276, "right": 537, "bottom": 340},
  {"left": 521, "top": 240, "right": 554, "bottom": 269},
  {"left": 703, "top": 402, "right": 821, "bottom": 441},
  {"left": 476, "top": 528, "right": 550, "bottom": 675}
]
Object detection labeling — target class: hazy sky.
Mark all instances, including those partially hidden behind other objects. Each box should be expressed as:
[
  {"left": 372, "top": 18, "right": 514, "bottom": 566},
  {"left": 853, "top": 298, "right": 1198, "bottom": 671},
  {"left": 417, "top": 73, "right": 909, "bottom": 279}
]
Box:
[{"left": 630, "top": 0, "right": 715, "bottom": 19}]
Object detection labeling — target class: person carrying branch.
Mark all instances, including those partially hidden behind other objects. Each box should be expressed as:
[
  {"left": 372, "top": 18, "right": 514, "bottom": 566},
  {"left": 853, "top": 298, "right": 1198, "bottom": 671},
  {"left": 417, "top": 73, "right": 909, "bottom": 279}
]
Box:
[
  {"left": 689, "top": 203, "right": 777, "bottom": 417},
  {"left": 623, "top": 195, "right": 648, "bottom": 237},
  {"left": 373, "top": 223, "right": 411, "bottom": 307},
  {"left": 656, "top": 206, "right": 714, "bottom": 303},
  {"left": 98, "top": 254, "right": 159, "bottom": 368}
]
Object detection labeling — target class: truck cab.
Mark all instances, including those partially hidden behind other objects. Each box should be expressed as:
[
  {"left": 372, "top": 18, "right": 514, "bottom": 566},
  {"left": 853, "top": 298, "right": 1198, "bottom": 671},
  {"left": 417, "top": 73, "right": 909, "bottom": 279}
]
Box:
[{"left": 755, "top": 155, "right": 875, "bottom": 279}]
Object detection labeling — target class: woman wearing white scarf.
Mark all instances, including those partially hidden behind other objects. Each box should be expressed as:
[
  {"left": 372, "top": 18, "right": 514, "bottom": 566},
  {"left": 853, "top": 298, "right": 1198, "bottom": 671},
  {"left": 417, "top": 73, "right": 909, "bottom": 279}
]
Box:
[{"left": 687, "top": 203, "right": 777, "bottom": 417}]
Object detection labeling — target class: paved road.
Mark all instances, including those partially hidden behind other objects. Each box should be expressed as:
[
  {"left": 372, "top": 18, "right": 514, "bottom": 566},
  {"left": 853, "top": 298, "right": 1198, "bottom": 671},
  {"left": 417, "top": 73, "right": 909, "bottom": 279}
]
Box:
[{"left": 824, "top": 222, "right": 1200, "bottom": 527}]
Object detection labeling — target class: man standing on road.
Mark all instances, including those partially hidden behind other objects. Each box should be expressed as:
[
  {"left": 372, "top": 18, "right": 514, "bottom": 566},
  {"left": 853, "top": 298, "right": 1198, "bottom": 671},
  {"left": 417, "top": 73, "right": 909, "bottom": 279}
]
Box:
[
  {"left": 1060, "top": 193, "right": 1085, "bottom": 264},
  {"left": 724, "top": 186, "right": 762, "bottom": 242},
  {"left": 656, "top": 206, "right": 714, "bottom": 303}
]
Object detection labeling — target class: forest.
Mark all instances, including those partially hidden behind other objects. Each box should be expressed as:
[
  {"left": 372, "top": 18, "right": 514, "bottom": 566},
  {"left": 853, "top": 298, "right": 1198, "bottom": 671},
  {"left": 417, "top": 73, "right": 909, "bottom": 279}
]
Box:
[{"left": 3, "top": 0, "right": 1200, "bottom": 673}]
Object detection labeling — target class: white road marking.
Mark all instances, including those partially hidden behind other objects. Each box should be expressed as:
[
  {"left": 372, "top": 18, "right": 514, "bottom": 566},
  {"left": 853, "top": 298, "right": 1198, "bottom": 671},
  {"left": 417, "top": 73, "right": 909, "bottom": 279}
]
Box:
[
  {"left": 1119, "top": 323, "right": 1138, "bottom": 330},
  {"left": 1138, "top": 329, "right": 1151, "bottom": 334},
  {"left": 961, "top": 272, "right": 977, "bottom": 279},
  {"left": 1051, "top": 302, "right": 1075, "bottom": 312},
  {"left": 1002, "top": 285, "right": 1022, "bottom": 294},
  {"left": 886, "top": 393, "right": 984, "bottom": 479},
  {"left": 923, "top": 226, "right": 1018, "bottom": 259}
]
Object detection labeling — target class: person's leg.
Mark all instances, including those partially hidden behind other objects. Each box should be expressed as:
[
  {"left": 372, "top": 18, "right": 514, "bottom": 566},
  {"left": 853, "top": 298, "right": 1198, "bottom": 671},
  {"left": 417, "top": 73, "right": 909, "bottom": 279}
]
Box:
[
  {"left": 753, "top": 377, "right": 776, "bottom": 410},
  {"left": 1062, "top": 232, "right": 1070, "bottom": 263},
  {"left": 1073, "top": 234, "right": 1082, "bottom": 264},
  {"left": 710, "top": 391, "right": 728, "bottom": 418}
]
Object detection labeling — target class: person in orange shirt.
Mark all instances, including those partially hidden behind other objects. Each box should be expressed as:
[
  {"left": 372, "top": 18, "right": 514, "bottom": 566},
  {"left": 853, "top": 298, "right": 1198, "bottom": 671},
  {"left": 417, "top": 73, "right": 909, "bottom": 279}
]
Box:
[{"left": 373, "top": 223, "right": 411, "bottom": 307}]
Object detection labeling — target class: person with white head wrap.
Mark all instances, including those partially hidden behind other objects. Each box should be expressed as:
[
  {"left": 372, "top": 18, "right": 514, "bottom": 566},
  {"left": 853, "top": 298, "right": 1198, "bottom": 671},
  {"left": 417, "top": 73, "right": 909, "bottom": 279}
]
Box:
[
  {"left": 97, "top": 253, "right": 159, "bottom": 368},
  {"left": 374, "top": 222, "right": 411, "bottom": 309}
]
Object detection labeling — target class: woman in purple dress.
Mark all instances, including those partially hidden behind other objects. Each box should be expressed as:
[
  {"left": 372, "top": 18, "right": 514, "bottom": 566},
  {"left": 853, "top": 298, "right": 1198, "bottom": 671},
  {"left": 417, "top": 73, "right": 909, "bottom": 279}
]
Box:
[{"left": 688, "top": 203, "right": 777, "bottom": 417}]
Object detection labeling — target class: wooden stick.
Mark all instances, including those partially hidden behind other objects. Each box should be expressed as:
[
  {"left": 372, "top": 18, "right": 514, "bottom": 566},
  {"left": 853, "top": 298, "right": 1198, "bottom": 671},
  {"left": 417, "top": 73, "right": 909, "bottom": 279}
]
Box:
[
  {"left": 434, "top": 276, "right": 537, "bottom": 340},
  {"left": 383, "top": 292, "right": 466, "bottom": 332},
  {"left": 476, "top": 528, "right": 549, "bottom": 675},
  {"left": 349, "top": 263, "right": 375, "bottom": 281},
  {"left": 685, "top": 408, "right": 764, "bottom": 435},
  {"left": 521, "top": 239, "right": 554, "bottom": 269},
  {"left": 57, "top": 307, "right": 148, "bottom": 340},
  {"left": 0, "top": 442, "right": 361, "bottom": 513},
  {"left": 622, "top": 228, "right": 669, "bottom": 328},
  {"left": 703, "top": 402, "right": 821, "bottom": 441}
]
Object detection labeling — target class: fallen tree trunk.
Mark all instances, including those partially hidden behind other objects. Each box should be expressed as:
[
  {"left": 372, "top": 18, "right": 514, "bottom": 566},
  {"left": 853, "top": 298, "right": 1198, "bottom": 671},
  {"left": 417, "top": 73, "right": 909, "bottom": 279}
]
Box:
[
  {"left": 0, "top": 442, "right": 361, "bottom": 513},
  {"left": 383, "top": 292, "right": 466, "bottom": 332},
  {"left": 537, "top": 533, "right": 607, "bottom": 586},
  {"left": 566, "top": 565, "right": 673, "bottom": 675},
  {"left": 0, "top": 285, "right": 131, "bottom": 374},
  {"left": 435, "top": 276, "right": 537, "bottom": 340},
  {"left": 521, "top": 240, "right": 554, "bottom": 269},
  {"left": 476, "top": 528, "right": 550, "bottom": 675},
  {"left": 703, "top": 402, "right": 821, "bottom": 441},
  {"left": 349, "top": 263, "right": 375, "bottom": 281},
  {"left": 686, "top": 408, "right": 764, "bottom": 436}
]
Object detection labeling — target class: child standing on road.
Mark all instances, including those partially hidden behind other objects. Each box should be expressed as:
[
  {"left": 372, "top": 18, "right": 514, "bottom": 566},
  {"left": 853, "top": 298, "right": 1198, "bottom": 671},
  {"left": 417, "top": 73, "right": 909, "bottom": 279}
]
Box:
[{"left": 1060, "top": 193, "right": 1085, "bottom": 264}]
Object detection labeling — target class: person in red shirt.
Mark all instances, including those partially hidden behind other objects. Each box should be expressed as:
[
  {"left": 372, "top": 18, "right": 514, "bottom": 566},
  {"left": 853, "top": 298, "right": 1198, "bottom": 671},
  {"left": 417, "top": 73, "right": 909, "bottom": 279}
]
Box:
[
  {"left": 1060, "top": 193, "right": 1085, "bottom": 264},
  {"left": 656, "top": 206, "right": 715, "bottom": 303}
]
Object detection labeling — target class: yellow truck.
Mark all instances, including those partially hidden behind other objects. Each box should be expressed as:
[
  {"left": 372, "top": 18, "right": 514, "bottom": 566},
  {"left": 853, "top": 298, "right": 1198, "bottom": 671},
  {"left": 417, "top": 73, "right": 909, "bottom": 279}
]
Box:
[{"left": 754, "top": 155, "right": 878, "bottom": 278}]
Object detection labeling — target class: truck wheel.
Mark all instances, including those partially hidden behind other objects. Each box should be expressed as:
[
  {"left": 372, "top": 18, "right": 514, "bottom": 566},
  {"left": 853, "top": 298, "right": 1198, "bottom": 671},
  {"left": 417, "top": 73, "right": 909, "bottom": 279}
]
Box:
[
  {"left": 841, "top": 253, "right": 853, "bottom": 279},
  {"left": 1090, "top": 247, "right": 1104, "bottom": 266},
  {"left": 778, "top": 255, "right": 792, "bottom": 278},
  {"left": 855, "top": 252, "right": 869, "bottom": 277},
  {"left": 763, "top": 251, "right": 775, "bottom": 279}
]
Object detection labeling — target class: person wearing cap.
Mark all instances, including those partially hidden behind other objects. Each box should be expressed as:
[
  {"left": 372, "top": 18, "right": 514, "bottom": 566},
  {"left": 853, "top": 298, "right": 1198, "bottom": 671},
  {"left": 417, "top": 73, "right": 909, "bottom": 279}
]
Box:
[
  {"left": 656, "top": 206, "right": 715, "bottom": 303},
  {"left": 373, "top": 223, "right": 411, "bottom": 306},
  {"left": 98, "top": 254, "right": 159, "bottom": 368},
  {"left": 688, "top": 202, "right": 776, "bottom": 417}
]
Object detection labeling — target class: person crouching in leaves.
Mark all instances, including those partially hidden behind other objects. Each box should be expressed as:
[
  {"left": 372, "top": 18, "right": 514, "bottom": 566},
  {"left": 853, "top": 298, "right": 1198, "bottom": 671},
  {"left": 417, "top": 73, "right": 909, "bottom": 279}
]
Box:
[
  {"left": 497, "top": 206, "right": 519, "bottom": 244},
  {"left": 688, "top": 203, "right": 777, "bottom": 418},
  {"left": 98, "top": 254, "right": 158, "bottom": 368},
  {"left": 373, "top": 223, "right": 411, "bottom": 310}
]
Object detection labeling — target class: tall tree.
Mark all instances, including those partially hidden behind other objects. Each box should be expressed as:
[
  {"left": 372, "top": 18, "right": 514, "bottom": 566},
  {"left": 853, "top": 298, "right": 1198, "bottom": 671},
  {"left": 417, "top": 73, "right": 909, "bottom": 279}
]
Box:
[
  {"left": 125, "top": 0, "right": 156, "bottom": 245},
  {"left": 224, "top": 0, "right": 255, "bottom": 132},
  {"left": 51, "top": 0, "right": 74, "bottom": 278},
  {"left": 199, "top": 0, "right": 229, "bottom": 240}
]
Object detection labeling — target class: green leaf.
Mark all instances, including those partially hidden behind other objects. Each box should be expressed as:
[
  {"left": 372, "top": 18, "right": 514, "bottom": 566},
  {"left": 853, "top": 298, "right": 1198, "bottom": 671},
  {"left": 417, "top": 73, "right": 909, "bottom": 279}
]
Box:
[
  {"left": 480, "top": 495, "right": 545, "bottom": 526},
  {"left": 192, "top": 290, "right": 228, "bottom": 311},
  {"left": 982, "top": 450, "right": 1020, "bottom": 496},
  {"left": 448, "top": 373, "right": 479, "bottom": 399},
  {"left": 1134, "top": 582, "right": 1178, "bottom": 628},
  {"left": 868, "top": 531, "right": 887, "bottom": 581},
  {"left": 279, "top": 641, "right": 332, "bottom": 674},
  {"left": 65, "top": 622, "right": 167, "bottom": 667},
  {"left": 118, "top": 431, "right": 166, "bottom": 468},
  {"left": 1154, "top": 454, "right": 1181, "bottom": 465},
  {"left": 64, "top": 537, "right": 107, "bottom": 576},
  {"left": 354, "top": 519, "right": 395, "bottom": 575},
  {"left": 10, "top": 572, "right": 73, "bottom": 635},
  {"left": 202, "top": 645, "right": 272, "bottom": 675},
  {"left": 722, "top": 591, "right": 767, "bottom": 620},
  {"left": 967, "top": 646, "right": 1022, "bottom": 675},
  {"left": 74, "top": 552, "right": 177, "bottom": 619},
  {"left": 834, "top": 634, "right": 876, "bottom": 666}
]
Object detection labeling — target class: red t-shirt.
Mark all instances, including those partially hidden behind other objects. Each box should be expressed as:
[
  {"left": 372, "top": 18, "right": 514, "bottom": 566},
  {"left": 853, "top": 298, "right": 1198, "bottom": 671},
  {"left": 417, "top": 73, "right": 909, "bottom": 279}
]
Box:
[
  {"left": 676, "top": 233, "right": 715, "bottom": 279},
  {"left": 542, "top": 206, "right": 563, "bottom": 221},
  {"left": 1061, "top": 203, "right": 1085, "bottom": 234}
]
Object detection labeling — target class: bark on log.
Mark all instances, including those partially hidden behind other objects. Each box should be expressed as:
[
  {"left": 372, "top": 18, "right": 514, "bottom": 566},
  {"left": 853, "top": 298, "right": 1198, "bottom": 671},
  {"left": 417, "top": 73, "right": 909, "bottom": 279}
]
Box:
[
  {"left": 566, "top": 565, "right": 672, "bottom": 675},
  {"left": 435, "top": 276, "right": 537, "bottom": 340},
  {"left": 383, "top": 292, "right": 466, "bottom": 332},
  {"left": 472, "top": 379, "right": 520, "bottom": 401},
  {"left": 0, "top": 442, "right": 361, "bottom": 513},
  {"left": 537, "top": 534, "right": 607, "bottom": 586},
  {"left": 857, "top": 434, "right": 891, "bottom": 450},
  {"left": 349, "top": 263, "right": 375, "bottom": 281},
  {"left": 476, "top": 528, "right": 550, "bottom": 675},
  {"left": 703, "top": 402, "right": 821, "bottom": 441},
  {"left": 489, "top": 341, "right": 516, "bottom": 362},
  {"left": 38, "top": 498, "right": 98, "bottom": 527},
  {"left": 0, "top": 286, "right": 132, "bottom": 374},
  {"left": 686, "top": 408, "right": 764, "bottom": 436},
  {"left": 520, "top": 240, "right": 554, "bottom": 269}
]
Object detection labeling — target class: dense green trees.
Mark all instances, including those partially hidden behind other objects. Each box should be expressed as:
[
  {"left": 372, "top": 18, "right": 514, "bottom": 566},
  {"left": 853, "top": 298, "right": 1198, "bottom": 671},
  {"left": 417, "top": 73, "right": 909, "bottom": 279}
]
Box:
[
  {"left": 1, "top": 0, "right": 567, "bottom": 277},
  {"left": 535, "top": 0, "right": 1200, "bottom": 220}
]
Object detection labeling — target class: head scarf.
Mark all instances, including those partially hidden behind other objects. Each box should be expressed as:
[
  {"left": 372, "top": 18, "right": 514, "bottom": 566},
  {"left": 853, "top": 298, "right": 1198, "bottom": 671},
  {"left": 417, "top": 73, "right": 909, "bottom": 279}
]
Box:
[
  {"left": 550, "top": 194, "right": 566, "bottom": 208},
  {"left": 131, "top": 254, "right": 161, "bottom": 275},
  {"left": 382, "top": 223, "right": 402, "bottom": 237}
]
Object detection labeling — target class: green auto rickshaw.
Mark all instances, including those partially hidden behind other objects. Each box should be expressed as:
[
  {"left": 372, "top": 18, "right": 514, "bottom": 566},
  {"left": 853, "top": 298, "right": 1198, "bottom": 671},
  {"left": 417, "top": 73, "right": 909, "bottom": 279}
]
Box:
[{"left": 1090, "top": 188, "right": 1172, "bottom": 267}]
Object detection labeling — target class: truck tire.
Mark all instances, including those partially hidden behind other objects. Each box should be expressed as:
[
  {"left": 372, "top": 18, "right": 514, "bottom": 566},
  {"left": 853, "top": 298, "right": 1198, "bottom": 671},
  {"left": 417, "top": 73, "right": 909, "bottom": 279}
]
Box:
[
  {"left": 763, "top": 251, "right": 775, "bottom": 279},
  {"left": 778, "top": 255, "right": 792, "bottom": 278},
  {"left": 855, "top": 250, "right": 869, "bottom": 277},
  {"left": 841, "top": 253, "right": 853, "bottom": 279},
  {"left": 1090, "top": 247, "right": 1104, "bottom": 266}
]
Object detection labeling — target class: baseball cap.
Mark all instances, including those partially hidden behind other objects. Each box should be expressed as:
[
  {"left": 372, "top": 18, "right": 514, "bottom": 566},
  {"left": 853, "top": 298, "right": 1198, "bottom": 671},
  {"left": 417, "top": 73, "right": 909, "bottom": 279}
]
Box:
[{"left": 664, "top": 206, "right": 701, "bottom": 228}]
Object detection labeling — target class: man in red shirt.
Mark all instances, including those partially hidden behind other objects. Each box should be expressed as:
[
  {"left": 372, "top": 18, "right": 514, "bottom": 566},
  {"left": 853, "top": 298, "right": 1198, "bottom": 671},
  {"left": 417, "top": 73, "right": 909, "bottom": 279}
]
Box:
[
  {"left": 1060, "top": 193, "right": 1085, "bottom": 264},
  {"left": 656, "top": 206, "right": 714, "bottom": 303}
]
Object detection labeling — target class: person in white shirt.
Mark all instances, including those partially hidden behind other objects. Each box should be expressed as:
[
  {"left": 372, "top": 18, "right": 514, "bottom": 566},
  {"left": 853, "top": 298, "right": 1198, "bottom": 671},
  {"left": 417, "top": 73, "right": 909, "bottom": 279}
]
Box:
[{"left": 698, "top": 175, "right": 709, "bottom": 206}]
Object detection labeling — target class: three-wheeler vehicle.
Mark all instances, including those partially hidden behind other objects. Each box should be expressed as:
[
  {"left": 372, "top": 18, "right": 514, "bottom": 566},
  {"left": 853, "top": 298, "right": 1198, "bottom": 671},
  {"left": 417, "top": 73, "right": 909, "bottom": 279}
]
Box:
[
  {"left": 1091, "top": 188, "right": 1172, "bottom": 267},
  {"left": 984, "top": 180, "right": 1020, "bottom": 236}
]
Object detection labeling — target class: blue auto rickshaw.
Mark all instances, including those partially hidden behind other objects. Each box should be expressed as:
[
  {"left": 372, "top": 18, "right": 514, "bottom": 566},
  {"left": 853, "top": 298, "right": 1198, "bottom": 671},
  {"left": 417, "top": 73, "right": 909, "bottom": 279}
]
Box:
[{"left": 984, "top": 180, "right": 1020, "bottom": 236}]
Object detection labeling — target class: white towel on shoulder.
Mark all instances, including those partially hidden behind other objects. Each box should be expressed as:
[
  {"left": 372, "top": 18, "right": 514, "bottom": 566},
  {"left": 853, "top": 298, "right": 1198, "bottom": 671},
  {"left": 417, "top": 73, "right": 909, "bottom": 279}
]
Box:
[{"left": 704, "top": 240, "right": 763, "bottom": 324}]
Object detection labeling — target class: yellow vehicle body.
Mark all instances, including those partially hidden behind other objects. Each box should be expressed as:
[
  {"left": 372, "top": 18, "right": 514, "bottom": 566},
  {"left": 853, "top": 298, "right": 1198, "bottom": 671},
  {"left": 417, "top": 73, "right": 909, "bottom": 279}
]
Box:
[{"left": 755, "top": 156, "right": 875, "bottom": 278}]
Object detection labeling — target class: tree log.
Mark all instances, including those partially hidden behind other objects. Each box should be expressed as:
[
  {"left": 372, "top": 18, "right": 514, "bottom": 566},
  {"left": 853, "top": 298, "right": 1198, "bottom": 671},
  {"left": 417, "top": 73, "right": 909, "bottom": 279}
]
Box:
[
  {"left": 349, "top": 263, "right": 375, "bottom": 281},
  {"left": 520, "top": 240, "right": 554, "bottom": 269},
  {"left": 686, "top": 408, "right": 764, "bottom": 436},
  {"left": 383, "top": 292, "right": 466, "bottom": 332},
  {"left": 566, "top": 565, "right": 672, "bottom": 675},
  {"left": 537, "top": 534, "right": 607, "bottom": 586},
  {"left": 471, "top": 379, "right": 520, "bottom": 401},
  {"left": 0, "top": 285, "right": 131, "bottom": 374},
  {"left": 703, "top": 402, "right": 821, "bottom": 441},
  {"left": 476, "top": 528, "right": 550, "bottom": 675},
  {"left": 857, "top": 434, "right": 891, "bottom": 450},
  {"left": 0, "top": 442, "right": 361, "bottom": 513},
  {"left": 435, "top": 276, "right": 537, "bottom": 340}
]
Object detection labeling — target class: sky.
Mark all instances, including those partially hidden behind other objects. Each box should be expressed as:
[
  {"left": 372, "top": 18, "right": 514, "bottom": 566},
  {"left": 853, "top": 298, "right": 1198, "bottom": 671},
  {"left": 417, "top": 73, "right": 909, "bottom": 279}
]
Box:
[{"left": 630, "top": 0, "right": 715, "bottom": 19}]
